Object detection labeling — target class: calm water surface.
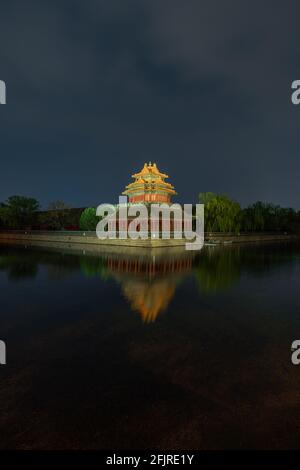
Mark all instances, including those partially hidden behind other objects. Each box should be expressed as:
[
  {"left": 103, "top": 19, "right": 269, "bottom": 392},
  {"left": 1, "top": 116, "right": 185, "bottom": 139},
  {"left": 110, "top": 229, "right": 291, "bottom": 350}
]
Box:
[{"left": 1, "top": 242, "right": 300, "bottom": 449}]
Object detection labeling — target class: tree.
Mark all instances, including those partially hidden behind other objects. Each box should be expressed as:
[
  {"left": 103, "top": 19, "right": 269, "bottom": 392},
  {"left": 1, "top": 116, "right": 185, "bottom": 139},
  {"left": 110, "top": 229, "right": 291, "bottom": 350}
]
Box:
[
  {"left": 79, "top": 208, "right": 99, "bottom": 231},
  {"left": 241, "top": 202, "right": 299, "bottom": 232},
  {"left": 41, "top": 200, "right": 72, "bottom": 229},
  {"left": 0, "top": 195, "right": 40, "bottom": 229},
  {"left": 47, "top": 201, "right": 72, "bottom": 211},
  {"left": 199, "top": 192, "right": 241, "bottom": 233},
  {"left": 242, "top": 202, "right": 265, "bottom": 231}
]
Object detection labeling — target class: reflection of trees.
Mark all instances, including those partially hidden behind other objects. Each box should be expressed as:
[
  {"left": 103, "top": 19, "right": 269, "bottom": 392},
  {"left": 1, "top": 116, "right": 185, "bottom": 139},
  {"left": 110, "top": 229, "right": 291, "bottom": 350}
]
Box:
[
  {"left": 46, "top": 264, "right": 79, "bottom": 280},
  {"left": 79, "top": 256, "right": 108, "bottom": 279},
  {"left": 0, "top": 247, "right": 79, "bottom": 281},
  {"left": 2, "top": 242, "right": 300, "bottom": 320},
  {"left": 195, "top": 248, "right": 241, "bottom": 293},
  {"left": 194, "top": 243, "right": 300, "bottom": 293},
  {"left": 239, "top": 243, "right": 300, "bottom": 275},
  {"left": 0, "top": 254, "right": 38, "bottom": 280}
]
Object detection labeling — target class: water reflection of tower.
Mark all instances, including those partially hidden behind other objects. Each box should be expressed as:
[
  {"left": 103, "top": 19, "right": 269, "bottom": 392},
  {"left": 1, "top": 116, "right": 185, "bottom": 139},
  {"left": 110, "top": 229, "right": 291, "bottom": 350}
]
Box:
[{"left": 106, "top": 251, "right": 195, "bottom": 323}]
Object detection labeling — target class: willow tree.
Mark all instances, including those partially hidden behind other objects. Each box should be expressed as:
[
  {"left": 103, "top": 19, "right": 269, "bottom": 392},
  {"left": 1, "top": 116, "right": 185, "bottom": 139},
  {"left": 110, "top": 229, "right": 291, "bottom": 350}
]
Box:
[{"left": 199, "top": 192, "right": 241, "bottom": 233}]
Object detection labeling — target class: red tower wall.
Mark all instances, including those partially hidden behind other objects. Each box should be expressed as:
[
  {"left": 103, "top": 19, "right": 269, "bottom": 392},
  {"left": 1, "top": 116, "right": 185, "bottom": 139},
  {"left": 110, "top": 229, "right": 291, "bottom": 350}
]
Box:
[{"left": 129, "top": 194, "right": 170, "bottom": 203}]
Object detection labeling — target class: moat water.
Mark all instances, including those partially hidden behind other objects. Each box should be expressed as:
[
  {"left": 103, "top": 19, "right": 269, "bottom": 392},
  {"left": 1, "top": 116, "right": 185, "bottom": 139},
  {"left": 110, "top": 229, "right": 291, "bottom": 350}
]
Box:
[{"left": 1, "top": 242, "right": 300, "bottom": 449}]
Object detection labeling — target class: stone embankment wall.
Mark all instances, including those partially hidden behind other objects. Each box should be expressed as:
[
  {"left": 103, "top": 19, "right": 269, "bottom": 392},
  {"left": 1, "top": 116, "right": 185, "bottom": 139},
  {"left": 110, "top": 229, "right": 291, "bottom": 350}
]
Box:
[{"left": 0, "top": 231, "right": 299, "bottom": 248}]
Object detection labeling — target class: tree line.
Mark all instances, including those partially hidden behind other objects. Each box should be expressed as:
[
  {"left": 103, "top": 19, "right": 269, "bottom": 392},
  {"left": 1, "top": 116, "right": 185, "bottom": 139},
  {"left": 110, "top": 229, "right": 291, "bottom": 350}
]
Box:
[
  {"left": 0, "top": 193, "right": 300, "bottom": 233},
  {"left": 199, "top": 192, "right": 300, "bottom": 233},
  {"left": 0, "top": 196, "right": 83, "bottom": 230}
]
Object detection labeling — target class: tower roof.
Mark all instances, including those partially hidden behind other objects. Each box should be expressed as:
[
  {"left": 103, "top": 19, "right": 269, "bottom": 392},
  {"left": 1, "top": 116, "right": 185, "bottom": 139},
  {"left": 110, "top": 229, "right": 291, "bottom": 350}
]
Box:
[
  {"left": 122, "top": 162, "right": 177, "bottom": 200},
  {"left": 132, "top": 162, "right": 168, "bottom": 179}
]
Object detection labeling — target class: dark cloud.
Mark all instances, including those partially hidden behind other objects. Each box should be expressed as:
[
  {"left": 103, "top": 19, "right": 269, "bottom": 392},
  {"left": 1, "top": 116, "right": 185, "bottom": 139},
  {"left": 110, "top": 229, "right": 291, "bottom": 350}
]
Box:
[{"left": 0, "top": 0, "right": 300, "bottom": 208}]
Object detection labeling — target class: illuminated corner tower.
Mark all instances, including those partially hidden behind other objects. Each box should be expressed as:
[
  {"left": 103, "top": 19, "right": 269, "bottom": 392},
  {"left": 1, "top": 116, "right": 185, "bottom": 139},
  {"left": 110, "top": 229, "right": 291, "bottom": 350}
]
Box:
[{"left": 122, "top": 162, "right": 177, "bottom": 204}]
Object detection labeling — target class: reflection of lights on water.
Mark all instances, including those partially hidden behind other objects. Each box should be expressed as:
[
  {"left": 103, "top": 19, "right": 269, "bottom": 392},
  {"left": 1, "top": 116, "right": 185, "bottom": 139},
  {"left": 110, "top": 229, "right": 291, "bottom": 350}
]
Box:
[{"left": 122, "top": 279, "right": 176, "bottom": 323}]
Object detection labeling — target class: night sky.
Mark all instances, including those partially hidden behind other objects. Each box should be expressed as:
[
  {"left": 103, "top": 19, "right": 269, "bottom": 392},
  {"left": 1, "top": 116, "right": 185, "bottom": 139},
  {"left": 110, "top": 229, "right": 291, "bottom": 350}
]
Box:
[{"left": 0, "top": 0, "right": 300, "bottom": 209}]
